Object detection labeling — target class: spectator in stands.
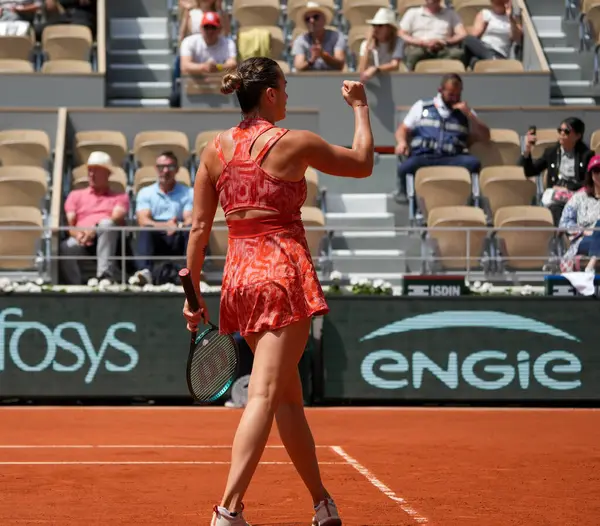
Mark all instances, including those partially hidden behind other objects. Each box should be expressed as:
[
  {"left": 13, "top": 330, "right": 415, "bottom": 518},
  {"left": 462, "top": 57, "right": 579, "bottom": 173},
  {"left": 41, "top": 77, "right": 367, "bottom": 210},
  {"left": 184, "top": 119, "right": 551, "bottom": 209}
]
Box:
[
  {"left": 44, "top": 0, "right": 96, "bottom": 36},
  {"left": 559, "top": 155, "right": 600, "bottom": 274},
  {"left": 0, "top": 0, "right": 41, "bottom": 35},
  {"left": 292, "top": 1, "right": 346, "bottom": 71},
  {"left": 357, "top": 7, "right": 404, "bottom": 83},
  {"left": 398, "top": 0, "right": 466, "bottom": 71},
  {"left": 180, "top": 11, "right": 236, "bottom": 76},
  {"left": 394, "top": 73, "right": 490, "bottom": 203},
  {"left": 462, "top": 0, "right": 523, "bottom": 69},
  {"left": 520, "top": 117, "right": 593, "bottom": 226},
  {"left": 60, "top": 151, "right": 129, "bottom": 285},
  {"left": 129, "top": 151, "right": 193, "bottom": 286},
  {"left": 178, "top": 0, "right": 229, "bottom": 42}
]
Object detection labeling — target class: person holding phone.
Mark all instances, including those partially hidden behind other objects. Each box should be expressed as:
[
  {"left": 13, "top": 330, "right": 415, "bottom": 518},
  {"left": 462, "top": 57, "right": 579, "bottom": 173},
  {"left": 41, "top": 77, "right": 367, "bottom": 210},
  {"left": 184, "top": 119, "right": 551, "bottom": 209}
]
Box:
[
  {"left": 519, "top": 117, "right": 593, "bottom": 226},
  {"left": 393, "top": 73, "right": 490, "bottom": 203}
]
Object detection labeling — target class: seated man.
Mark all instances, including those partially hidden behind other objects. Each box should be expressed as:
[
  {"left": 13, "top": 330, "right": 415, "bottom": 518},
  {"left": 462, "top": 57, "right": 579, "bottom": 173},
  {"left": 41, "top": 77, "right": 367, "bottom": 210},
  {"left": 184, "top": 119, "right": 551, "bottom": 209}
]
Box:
[
  {"left": 398, "top": 0, "right": 466, "bottom": 71},
  {"left": 0, "top": 0, "right": 41, "bottom": 35},
  {"left": 292, "top": 1, "right": 346, "bottom": 71},
  {"left": 60, "top": 151, "right": 129, "bottom": 284},
  {"left": 130, "top": 151, "right": 193, "bottom": 285},
  {"left": 179, "top": 11, "right": 236, "bottom": 77},
  {"left": 394, "top": 73, "right": 490, "bottom": 202}
]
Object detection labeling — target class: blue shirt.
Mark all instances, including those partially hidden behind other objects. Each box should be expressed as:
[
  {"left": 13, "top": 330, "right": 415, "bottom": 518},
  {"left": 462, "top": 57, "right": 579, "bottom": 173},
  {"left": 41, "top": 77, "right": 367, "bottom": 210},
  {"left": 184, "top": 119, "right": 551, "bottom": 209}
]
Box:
[{"left": 136, "top": 182, "right": 193, "bottom": 222}]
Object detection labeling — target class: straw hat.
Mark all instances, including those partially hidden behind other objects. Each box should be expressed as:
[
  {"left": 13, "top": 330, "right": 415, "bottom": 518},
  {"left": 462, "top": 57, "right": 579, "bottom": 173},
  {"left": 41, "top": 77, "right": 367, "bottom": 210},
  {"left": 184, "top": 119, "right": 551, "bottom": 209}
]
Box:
[
  {"left": 86, "top": 151, "right": 113, "bottom": 172},
  {"left": 366, "top": 7, "right": 399, "bottom": 27},
  {"left": 296, "top": 1, "right": 334, "bottom": 27}
]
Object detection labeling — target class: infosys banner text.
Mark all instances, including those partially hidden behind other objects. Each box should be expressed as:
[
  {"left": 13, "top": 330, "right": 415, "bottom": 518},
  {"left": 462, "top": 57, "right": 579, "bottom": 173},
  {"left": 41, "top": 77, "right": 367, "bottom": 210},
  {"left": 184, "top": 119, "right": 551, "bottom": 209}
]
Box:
[
  {"left": 0, "top": 293, "right": 219, "bottom": 397},
  {"left": 320, "top": 297, "right": 600, "bottom": 401}
]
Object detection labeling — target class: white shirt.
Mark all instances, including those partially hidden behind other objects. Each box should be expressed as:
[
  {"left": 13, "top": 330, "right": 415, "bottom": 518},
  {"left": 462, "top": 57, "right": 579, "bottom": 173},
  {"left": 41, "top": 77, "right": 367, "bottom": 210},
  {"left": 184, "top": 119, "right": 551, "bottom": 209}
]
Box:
[
  {"left": 179, "top": 34, "right": 236, "bottom": 64},
  {"left": 359, "top": 38, "right": 403, "bottom": 67},
  {"left": 399, "top": 6, "right": 462, "bottom": 41},
  {"left": 403, "top": 94, "right": 477, "bottom": 130},
  {"left": 480, "top": 9, "right": 512, "bottom": 57}
]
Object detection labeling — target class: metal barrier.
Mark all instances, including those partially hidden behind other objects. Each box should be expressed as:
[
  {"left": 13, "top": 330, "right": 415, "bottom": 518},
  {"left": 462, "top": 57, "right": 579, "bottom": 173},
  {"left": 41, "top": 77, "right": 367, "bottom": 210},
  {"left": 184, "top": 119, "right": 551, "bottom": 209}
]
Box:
[{"left": 0, "top": 223, "right": 594, "bottom": 284}]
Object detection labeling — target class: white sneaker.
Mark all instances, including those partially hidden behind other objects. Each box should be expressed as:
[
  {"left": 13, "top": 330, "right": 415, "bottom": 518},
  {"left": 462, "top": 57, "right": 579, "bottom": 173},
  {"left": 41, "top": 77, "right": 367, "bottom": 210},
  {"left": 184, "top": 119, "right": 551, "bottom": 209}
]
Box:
[
  {"left": 312, "top": 498, "right": 342, "bottom": 526},
  {"left": 128, "top": 269, "right": 152, "bottom": 286},
  {"left": 210, "top": 505, "right": 251, "bottom": 526}
]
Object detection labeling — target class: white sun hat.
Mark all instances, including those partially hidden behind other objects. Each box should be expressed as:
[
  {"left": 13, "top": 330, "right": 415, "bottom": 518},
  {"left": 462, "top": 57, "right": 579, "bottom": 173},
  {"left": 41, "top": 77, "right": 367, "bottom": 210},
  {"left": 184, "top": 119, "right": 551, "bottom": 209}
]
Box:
[
  {"left": 366, "top": 7, "right": 399, "bottom": 27},
  {"left": 86, "top": 151, "right": 114, "bottom": 171},
  {"left": 296, "top": 1, "right": 334, "bottom": 27}
]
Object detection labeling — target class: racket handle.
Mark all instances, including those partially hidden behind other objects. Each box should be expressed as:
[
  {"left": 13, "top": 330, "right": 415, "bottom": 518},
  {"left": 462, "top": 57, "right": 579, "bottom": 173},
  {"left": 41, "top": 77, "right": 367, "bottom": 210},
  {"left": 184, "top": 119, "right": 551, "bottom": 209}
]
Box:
[{"left": 179, "top": 268, "right": 201, "bottom": 312}]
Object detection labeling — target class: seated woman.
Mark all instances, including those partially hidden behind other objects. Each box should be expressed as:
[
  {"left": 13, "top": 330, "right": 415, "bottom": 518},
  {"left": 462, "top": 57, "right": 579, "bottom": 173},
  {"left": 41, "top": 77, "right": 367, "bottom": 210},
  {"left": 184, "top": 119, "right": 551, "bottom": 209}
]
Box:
[
  {"left": 520, "top": 117, "right": 593, "bottom": 226},
  {"left": 357, "top": 7, "right": 403, "bottom": 83},
  {"left": 559, "top": 155, "right": 600, "bottom": 275},
  {"left": 462, "top": 0, "right": 522, "bottom": 69}
]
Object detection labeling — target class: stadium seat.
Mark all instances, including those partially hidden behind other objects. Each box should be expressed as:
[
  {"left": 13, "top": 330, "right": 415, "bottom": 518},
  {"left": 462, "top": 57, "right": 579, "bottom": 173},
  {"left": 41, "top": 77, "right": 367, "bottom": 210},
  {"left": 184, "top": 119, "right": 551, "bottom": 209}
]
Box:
[
  {"left": 287, "top": 0, "right": 335, "bottom": 28},
  {"left": 232, "top": 0, "right": 281, "bottom": 27},
  {"left": 479, "top": 166, "right": 537, "bottom": 219},
  {"left": 0, "top": 59, "right": 34, "bottom": 73},
  {"left": 0, "top": 34, "right": 35, "bottom": 61},
  {"left": 41, "top": 60, "right": 93, "bottom": 73},
  {"left": 304, "top": 167, "right": 319, "bottom": 207},
  {"left": 74, "top": 130, "right": 129, "bottom": 167},
  {"left": 455, "top": 0, "right": 488, "bottom": 29},
  {"left": 0, "top": 130, "right": 51, "bottom": 167},
  {"left": 301, "top": 205, "right": 326, "bottom": 258},
  {"left": 493, "top": 205, "right": 555, "bottom": 270},
  {"left": 237, "top": 25, "right": 285, "bottom": 59},
  {"left": 415, "top": 166, "right": 472, "bottom": 219},
  {"left": 414, "top": 59, "right": 466, "bottom": 73},
  {"left": 424, "top": 205, "right": 489, "bottom": 271},
  {"left": 41, "top": 24, "right": 93, "bottom": 62},
  {"left": 195, "top": 130, "right": 225, "bottom": 159},
  {"left": 0, "top": 206, "right": 43, "bottom": 270},
  {"left": 277, "top": 60, "right": 291, "bottom": 73},
  {"left": 469, "top": 128, "right": 521, "bottom": 169},
  {"left": 133, "top": 166, "right": 192, "bottom": 195},
  {"left": 472, "top": 59, "right": 524, "bottom": 73},
  {"left": 590, "top": 129, "right": 600, "bottom": 153},
  {"left": 71, "top": 164, "right": 128, "bottom": 194},
  {"left": 0, "top": 166, "right": 48, "bottom": 208},
  {"left": 133, "top": 131, "right": 190, "bottom": 167},
  {"left": 343, "top": 0, "right": 389, "bottom": 28},
  {"left": 347, "top": 25, "right": 369, "bottom": 56}
]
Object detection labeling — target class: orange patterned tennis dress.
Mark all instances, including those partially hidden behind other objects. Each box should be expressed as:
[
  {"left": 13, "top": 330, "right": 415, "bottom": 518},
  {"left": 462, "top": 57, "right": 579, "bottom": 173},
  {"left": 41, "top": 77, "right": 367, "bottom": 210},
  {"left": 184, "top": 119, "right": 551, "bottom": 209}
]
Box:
[{"left": 214, "top": 117, "right": 329, "bottom": 337}]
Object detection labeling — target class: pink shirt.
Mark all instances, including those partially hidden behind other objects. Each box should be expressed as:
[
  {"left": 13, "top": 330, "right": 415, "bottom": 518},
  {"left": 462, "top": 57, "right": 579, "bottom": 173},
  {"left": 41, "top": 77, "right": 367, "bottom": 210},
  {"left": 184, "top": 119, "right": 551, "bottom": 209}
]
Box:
[{"left": 64, "top": 187, "right": 130, "bottom": 228}]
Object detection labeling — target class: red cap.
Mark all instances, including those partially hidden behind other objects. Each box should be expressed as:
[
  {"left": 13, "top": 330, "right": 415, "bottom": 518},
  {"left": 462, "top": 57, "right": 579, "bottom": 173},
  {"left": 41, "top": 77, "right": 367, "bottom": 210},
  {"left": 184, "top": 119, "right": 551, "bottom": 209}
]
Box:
[
  {"left": 588, "top": 155, "right": 600, "bottom": 172},
  {"left": 201, "top": 11, "right": 221, "bottom": 27}
]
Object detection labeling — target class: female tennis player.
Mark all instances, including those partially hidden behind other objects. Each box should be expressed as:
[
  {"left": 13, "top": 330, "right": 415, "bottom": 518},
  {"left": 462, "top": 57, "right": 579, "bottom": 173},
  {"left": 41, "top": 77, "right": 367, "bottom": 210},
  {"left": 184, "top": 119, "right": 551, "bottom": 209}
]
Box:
[{"left": 183, "top": 56, "right": 373, "bottom": 526}]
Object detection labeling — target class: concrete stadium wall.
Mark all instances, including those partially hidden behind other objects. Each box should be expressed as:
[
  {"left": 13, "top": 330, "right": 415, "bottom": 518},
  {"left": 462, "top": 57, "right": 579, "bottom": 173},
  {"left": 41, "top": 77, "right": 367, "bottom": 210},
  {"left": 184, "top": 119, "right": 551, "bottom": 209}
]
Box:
[
  {"left": 0, "top": 109, "right": 62, "bottom": 141},
  {"left": 65, "top": 108, "right": 319, "bottom": 148},
  {"left": 182, "top": 72, "right": 552, "bottom": 146},
  {"left": 0, "top": 75, "right": 105, "bottom": 107}
]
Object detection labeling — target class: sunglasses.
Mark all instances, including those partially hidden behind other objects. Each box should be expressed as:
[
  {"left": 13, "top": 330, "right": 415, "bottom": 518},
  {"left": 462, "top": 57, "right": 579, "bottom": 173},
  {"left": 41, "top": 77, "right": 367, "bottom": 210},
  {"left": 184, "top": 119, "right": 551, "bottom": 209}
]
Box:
[
  {"left": 156, "top": 164, "right": 177, "bottom": 171},
  {"left": 557, "top": 127, "right": 571, "bottom": 135},
  {"left": 304, "top": 13, "right": 321, "bottom": 23},
  {"left": 203, "top": 24, "right": 219, "bottom": 30}
]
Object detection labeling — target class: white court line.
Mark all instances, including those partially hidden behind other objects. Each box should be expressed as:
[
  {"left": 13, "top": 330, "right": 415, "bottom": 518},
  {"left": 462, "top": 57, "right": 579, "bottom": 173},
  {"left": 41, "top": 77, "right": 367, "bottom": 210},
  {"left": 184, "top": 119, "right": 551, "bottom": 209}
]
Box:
[
  {"left": 330, "top": 446, "right": 429, "bottom": 525},
  {"left": 0, "top": 444, "right": 331, "bottom": 449},
  {"left": 0, "top": 461, "right": 344, "bottom": 466}
]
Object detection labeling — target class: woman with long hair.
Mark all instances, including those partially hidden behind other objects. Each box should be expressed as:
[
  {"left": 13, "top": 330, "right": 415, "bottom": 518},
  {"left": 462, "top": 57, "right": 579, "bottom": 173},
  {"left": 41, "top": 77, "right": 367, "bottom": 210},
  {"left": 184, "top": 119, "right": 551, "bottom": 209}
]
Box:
[
  {"left": 357, "top": 7, "right": 403, "bottom": 83},
  {"left": 183, "top": 57, "right": 373, "bottom": 525}
]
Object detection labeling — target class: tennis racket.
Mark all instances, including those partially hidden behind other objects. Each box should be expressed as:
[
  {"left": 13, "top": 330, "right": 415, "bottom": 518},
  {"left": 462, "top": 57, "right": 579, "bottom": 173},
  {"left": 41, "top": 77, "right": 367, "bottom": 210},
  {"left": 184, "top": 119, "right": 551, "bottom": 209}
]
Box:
[{"left": 179, "top": 268, "right": 239, "bottom": 403}]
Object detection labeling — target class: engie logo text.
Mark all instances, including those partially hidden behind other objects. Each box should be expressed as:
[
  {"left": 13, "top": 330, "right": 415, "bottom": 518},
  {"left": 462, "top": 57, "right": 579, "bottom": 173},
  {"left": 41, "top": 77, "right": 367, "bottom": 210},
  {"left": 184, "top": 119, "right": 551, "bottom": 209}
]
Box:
[
  {"left": 0, "top": 308, "right": 139, "bottom": 384},
  {"left": 359, "top": 311, "right": 583, "bottom": 392}
]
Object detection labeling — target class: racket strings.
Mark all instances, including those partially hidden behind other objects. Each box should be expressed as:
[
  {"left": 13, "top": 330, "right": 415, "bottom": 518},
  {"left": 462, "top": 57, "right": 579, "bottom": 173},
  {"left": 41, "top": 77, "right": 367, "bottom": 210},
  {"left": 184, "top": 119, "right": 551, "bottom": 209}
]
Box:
[{"left": 188, "top": 330, "right": 238, "bottom": 401}]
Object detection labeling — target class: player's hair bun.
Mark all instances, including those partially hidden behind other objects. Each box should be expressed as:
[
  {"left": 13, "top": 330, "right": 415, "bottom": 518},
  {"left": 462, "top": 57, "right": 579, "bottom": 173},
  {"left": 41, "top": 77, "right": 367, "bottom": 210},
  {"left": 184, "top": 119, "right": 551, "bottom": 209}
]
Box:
[{"left": 221, "top": 72, "right": 243, "bottom": 95}]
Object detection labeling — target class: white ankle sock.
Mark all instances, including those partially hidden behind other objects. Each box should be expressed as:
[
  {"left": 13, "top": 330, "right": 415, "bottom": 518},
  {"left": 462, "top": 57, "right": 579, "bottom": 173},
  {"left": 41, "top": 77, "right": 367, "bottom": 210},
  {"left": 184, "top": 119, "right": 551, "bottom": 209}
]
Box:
[{"left": 217, "top": 506, "right": 237, "bottom": 518}]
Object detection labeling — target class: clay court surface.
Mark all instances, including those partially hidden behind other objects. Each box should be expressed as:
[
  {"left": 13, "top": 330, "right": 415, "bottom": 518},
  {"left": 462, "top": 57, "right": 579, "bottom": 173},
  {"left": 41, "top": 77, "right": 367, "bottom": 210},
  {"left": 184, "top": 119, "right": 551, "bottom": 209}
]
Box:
[{"left": 0, "top": 407, "right": 598, "bottom": 525}]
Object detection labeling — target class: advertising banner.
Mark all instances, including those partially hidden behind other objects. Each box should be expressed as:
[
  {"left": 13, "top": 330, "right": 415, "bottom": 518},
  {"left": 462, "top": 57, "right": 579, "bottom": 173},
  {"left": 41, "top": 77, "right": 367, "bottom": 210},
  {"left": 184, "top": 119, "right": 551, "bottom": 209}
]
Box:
[
  {"left": 320, "top": 297, "right": 600, "bottom": 401},
  {"left": 0, "top": 293, "right": 220, "bottom": 398}
]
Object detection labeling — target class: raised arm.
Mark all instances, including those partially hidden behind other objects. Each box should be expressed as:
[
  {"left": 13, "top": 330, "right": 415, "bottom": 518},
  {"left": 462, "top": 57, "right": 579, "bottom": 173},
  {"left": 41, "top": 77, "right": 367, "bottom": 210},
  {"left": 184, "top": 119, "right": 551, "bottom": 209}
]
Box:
[{"left": 295, "top": 81, "right": 374, "bottom": 178}]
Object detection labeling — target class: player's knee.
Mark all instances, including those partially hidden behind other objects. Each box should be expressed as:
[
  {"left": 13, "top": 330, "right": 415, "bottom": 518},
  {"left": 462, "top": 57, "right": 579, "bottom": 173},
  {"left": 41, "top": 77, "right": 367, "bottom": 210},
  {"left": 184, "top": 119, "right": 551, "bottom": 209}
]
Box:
[{"left": 247, "top": 377, "right": 284, "bottom": 411}]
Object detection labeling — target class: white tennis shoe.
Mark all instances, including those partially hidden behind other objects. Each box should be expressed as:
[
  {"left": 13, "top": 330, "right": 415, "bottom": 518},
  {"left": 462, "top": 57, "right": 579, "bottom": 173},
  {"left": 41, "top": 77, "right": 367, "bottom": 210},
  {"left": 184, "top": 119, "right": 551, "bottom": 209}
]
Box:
[
  {"left": 312, "top": 498, "right": 342, "bottom": 526},
  {"left": 210, "top": 505, "right": 250, "bottom": 526}
]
